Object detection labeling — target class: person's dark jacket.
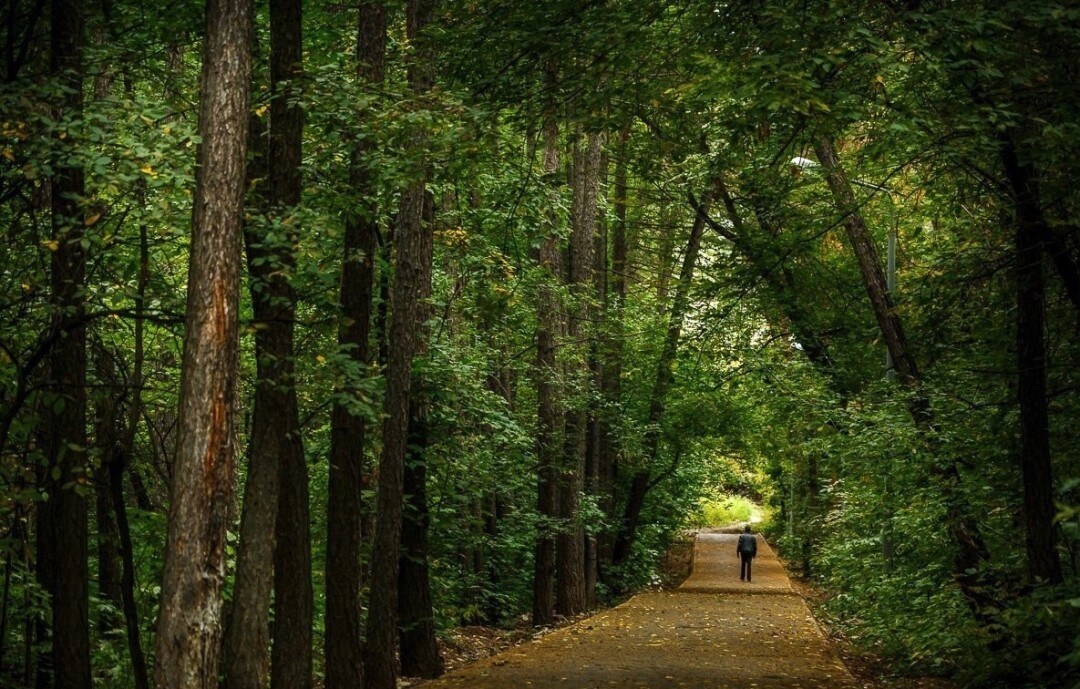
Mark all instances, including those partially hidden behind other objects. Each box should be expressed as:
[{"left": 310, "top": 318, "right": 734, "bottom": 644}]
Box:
[{"left": 737, "top": 533, "right": 757, "bottom": 559}]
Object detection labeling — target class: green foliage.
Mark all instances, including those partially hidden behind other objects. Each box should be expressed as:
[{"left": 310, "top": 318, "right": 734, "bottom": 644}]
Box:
[
  {"left": 687, "top": 494, "right": 756, "bottom": 528},
  {"left": 3, "top": 0, "right": 1080, "bottom": 686}
]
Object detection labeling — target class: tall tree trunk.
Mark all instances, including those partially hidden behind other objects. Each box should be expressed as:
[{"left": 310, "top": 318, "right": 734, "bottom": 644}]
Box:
[
  {"left": 812, "top": 138, "right": 919, "bottom": 386},
  {"left": 152, "top": 0, "right": 251, "bottom": 686},
  {"left": 556, "top": 132, "right": 601, "bottom": 617},
  {"left": 611, "top": 187, "right": 712, "bottom": 568},
  {"left": 532, "top": 69, "right": 561, "bottom": 626},
  {"left": 109, "top": 437, "right": 150, "bottom": 689},
  {"left": 264, "top": 2, "right": 312, "bottom": 686},
  {"left": 584, "top": 147, "right": 608, "bottom": 609},
  {"left": 221, "top": 108, "right": 275, "bottom": 689},
  {"left": 223, "top": 0, "right": 305, "bottom": 682},
  {"left": 114, "top": 213, "right": 151, "bottom": 689},
  {"left": 363, "top": 2, "right": 436, "bottom": 687},
  {"left": 1003, "top": 140, "right": 1063, "bottom": 586},
  {"left": 41, "top": 0, "right": 91, "bottom": 685},
  {"left": 325, "top": 3, "right": 385, "bottom": 688},
  {"left": 398, "top": 190, "right": 443, "bottom": 678},
  {"left": 813, "top": 135, "right": 998, "bottom": 620},
  {"left": 597, "top": 128, "right": 629, "bottom": 581},
  {"left": 398, "top": 381, "right": 443, "bottom": 677},
  {"left": 92, "top": 354, "right": 123, "bottom": 633}
]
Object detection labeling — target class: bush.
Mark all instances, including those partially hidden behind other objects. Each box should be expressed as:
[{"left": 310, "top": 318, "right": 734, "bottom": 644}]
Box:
[{"left": 688, "top": 494, "right": 756, "bottom": 527}]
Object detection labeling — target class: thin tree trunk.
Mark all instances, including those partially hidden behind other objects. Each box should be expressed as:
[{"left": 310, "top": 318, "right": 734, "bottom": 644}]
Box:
[
  {"left": 42, "top": 0, "right": 90, "bottom": 684},
  {"left": 813, "top": 138, "right": 919, "bottom": 386},
  {"left": 532, "top": 63, "right": 561, "bottom": 627},
  {"left": 92, "top": 355, "right": 123, "bottom": 632},
  {"left": 1004, "top": 140, "right": 1064, "bottom": 586},
  {"left": 325, "top": 3, "right": 385, "bottom": 688},
  {"left": 597, "top": 128, "right": 629, "bottom": 581},
  {"left": 363, "top": 2, "right": 437, "bottom": 687},
  {"left": 109, "top": 445, "right": 150, "bottom": 689},
  {"left": 612, "top": 187, "right": 712, "bottom": 568},
  {"left": 113, "top": 198, "right": 151, "bottom": 689},
  {"left": 152, "top": 0, "right": 251, "bottom": 686},
  {"left": 584, "top": 148, "right": 608, "bottom": 609}
]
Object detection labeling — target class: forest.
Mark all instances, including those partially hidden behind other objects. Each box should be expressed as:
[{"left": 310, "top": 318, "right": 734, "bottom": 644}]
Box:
[{"left": 1, "top": 0, "right": 1079, "bottom": 687}]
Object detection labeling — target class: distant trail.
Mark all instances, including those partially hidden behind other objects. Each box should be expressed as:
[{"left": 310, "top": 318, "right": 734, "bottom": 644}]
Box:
[{"left": 420, "top": 531, "right": 859, "bottom": 688}]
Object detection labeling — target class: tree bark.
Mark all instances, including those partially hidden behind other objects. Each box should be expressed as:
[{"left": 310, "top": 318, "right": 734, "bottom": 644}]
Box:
[
  {"left": 611, "top": 187, "right": 712, "bottom": 568},
  {"left": 152, "top": 0, "right": 251, "bottom": 686},
  {"left": 398, "top": 385, "right": 443, "bottom": 678},
  {"left": 597, "top": 128, "right": 629, "bottom": 581},
  {"left": 92, "top": 355, "right": 123, "bottom": 633},
  {"left": 813, "top": 138, "right": 920, "bottom": 387},
  {"left": 41, "top": 0, "right": 91, "bottom": 685},
  {"left": 223, "top": 0, "right": 306, "bottom": 682},
  {"left": 260, "top": 2, "right": 313, "bottom": 688},
  {"left": 532, "top": 64, "right": 560, "bottom": 627},
  {"left": 556, "top": 131, "right": 601, "bottom": 617},
  {"left": 1003, "top": 139, "right": 1063, "bottom": 586},
  {"left": 363, "top": 2, "right": 436, "bottom": 686},
  {"left": 398, "top": 188, "right": 442, "bottom": 678},
  {"left": 584, "top": 147, "right": 609, "bottom": 609},
  {"left": 325, "top": 3, "right": 385, "bottom": 688}
]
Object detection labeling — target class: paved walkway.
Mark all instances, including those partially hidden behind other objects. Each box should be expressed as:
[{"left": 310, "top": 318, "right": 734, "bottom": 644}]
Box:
[{"left": 420, "top": 531, "right": 859, "bottom": 688}]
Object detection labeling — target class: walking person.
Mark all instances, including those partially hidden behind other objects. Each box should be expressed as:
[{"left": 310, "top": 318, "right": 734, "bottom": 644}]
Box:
[{"left": 737, "top": 525, "right": 757, "bottom": 582}]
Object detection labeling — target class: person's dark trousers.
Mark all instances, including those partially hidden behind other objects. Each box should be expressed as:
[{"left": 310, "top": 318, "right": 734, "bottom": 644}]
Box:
[{"left": 740, "top": 555, "right": 752, "bottom": 582}]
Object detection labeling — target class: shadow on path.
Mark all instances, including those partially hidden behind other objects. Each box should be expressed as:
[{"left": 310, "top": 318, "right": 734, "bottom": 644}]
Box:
[{"left": 418, "top": 532, "right": 859, "bottom": 688}]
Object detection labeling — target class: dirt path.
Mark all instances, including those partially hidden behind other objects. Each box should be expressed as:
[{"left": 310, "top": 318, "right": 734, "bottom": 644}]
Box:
[{"left": 419, "top": 532, "right": 860, "bottom": 688}]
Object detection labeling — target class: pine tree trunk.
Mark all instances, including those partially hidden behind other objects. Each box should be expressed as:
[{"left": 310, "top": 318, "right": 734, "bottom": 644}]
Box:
[
  {"left": 224, "top": 1, "right": 307, "bottom": 684},
  {"left": 556, "top": 132, "right": 601, "bottom": 617},
  {"left": 325, "top": 3, "right": 385, "bottom": 688},
  {"left": 152, "top": 0, "right": 251, "bottom": 686},
  {"left": 398, "top": 188, "right": 443, "bottom": 678},
  {"left": 398, "top": 392, "right": 444, "bottom": 678},
  {"left": 584, "top": 148, "right": 608, "bottom": 609},
  {"left": 363, "top": 2, "right": 437, "bottom": 686},
  {"left": 42, "top": 0, "right": 91, "bottom": 684},
  {"left": 1003, "top": 138, "right": 1064, "bottom": 586},
  {"left": 531, "top": 63, "right": 561, "bottom": 627},
  {"left": 597, "top": 128, "right": 629, "bottom": 581},
  {"left": 263, "top": 1, "right": 313, "bottom": 687}
]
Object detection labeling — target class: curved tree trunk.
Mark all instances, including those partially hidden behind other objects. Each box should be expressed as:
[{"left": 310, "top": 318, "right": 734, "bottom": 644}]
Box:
[
  {"left": 152, "top": 0, "right": 252, "bottom": 686},
  {"left": 612, "top": 187, "right": 712, "bottom": 568}
]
